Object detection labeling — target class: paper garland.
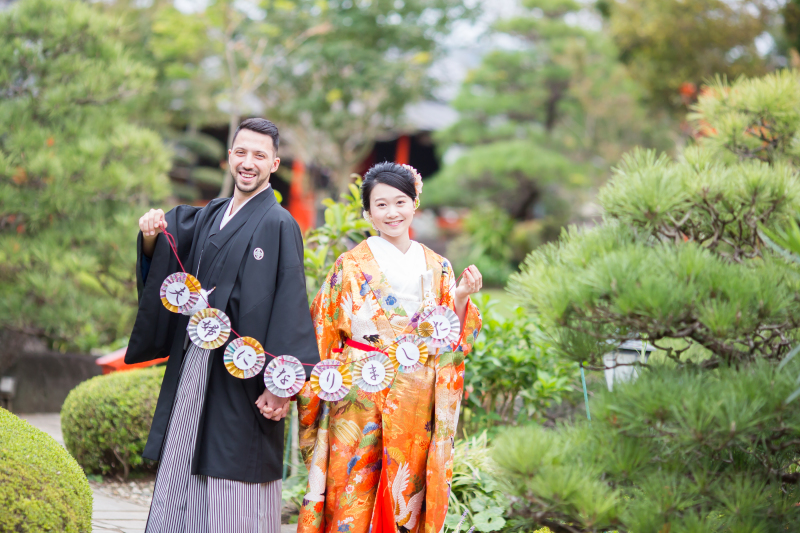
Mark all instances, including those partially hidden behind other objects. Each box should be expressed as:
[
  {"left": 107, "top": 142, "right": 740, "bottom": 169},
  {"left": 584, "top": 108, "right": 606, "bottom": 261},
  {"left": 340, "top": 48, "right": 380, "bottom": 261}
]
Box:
[
  {"left": 160, "top": 272, "right": 201, "bottom": 314},
  {"left": 353, "top": 352, "right": 394, "bottom": 393},
  {"left": 224, "top": 336, "right": 266, "bottom": 379},
  {"left": 388, "top": 335, "right": 429, "bottom": 374},
  {"left": 264, "top": 355, "right": 305, "bottom": 398},
  {"left": 418, "top": 306, "right": 461, "bottom": 350},
  {"left": 310, "top": 360, "right": 352, "bottom": 402},
  {"left": 187, "top": 308, "right": 231, "bottom": 350}
]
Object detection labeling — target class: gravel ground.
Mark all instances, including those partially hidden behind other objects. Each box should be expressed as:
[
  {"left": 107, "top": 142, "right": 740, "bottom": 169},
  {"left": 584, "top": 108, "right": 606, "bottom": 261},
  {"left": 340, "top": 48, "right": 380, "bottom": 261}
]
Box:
[
  {"left": 89, "top": 476, "right": 299, "bottom": 523},
  {"left": 89, "top": 477, "right": 155, "bottom": 508}
]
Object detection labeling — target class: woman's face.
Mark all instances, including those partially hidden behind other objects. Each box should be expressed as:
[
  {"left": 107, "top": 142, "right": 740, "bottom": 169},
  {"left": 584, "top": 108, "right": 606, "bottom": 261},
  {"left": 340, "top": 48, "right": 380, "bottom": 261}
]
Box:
[{"left": 368, "top": 182, "right": 415, "bottom": 238}]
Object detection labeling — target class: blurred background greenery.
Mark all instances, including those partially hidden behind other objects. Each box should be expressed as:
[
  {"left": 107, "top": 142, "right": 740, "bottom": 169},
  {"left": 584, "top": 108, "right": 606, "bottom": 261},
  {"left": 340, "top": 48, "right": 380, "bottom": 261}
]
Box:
[
  {"left": 6, "top": 0, "right": 800, "bottom": 531},
  {"left": 3, "top": 0, "right": 794, "bottom": 357}
]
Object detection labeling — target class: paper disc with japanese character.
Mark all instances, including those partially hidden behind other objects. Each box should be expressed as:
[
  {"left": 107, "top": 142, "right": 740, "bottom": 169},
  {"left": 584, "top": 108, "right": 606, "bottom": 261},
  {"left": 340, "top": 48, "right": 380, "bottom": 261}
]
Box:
[
  {"left": 224, "top": 337, "right": 266, "bottom": 379},
  {"left": 187, "top": 308, "right": 231, "bottom": 350},
  {"left": 310, "top": 360, "right": 352, "bottom": 402},
  {"left": 264, "top": 355, "right": 305, "bottom": 398},
  {"left": 419, "top": 306, "right": 460, "bottom": 349},
  {"left": 160, "top": 272, "right": 201, "bottom": 314},
  {"left": 387, "top": 335, "right": 429, "bottom": 373},
  {"left": 353, "top": 352, "right": 394, "bottom": 393}
]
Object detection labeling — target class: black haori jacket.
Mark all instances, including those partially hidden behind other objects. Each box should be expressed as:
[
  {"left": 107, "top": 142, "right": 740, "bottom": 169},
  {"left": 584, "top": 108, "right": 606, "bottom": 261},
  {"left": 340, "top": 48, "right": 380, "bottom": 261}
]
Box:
[{"left": 126, "top": 189, "right": 320, "bottom": 483}]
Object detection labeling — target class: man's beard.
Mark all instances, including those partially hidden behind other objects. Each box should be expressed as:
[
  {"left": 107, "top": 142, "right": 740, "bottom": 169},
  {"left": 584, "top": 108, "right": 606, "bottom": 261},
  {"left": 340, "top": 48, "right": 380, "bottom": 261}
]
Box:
[{"left": 232, "top": 167, "right": 269, "bottom": 193}]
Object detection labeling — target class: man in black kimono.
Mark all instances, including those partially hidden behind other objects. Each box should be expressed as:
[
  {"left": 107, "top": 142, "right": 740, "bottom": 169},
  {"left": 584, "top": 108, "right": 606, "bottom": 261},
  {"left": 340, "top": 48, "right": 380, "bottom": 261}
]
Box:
[{"left": 126, "top": 118, "right": 319, "bottom": 533}]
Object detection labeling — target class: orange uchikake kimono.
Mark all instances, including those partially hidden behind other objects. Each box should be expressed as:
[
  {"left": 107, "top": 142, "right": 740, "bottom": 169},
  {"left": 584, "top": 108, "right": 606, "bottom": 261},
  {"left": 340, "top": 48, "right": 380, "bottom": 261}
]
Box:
[{"left": 296, "top": 240, "right": 482, "bottom": 533}]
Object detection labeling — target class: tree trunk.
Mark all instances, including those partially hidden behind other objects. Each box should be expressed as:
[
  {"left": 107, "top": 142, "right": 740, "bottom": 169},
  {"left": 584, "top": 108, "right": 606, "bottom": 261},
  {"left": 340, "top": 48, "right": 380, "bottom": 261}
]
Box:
[{"left": 218, "top": 112, "right": 240, "bottom": 198}]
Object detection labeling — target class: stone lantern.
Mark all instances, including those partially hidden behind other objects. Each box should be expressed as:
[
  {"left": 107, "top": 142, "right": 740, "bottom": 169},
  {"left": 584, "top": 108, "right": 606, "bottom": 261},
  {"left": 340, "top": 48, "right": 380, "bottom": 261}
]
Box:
[{"left": 603, "top": 340, "right": 655, "bottom": 391}]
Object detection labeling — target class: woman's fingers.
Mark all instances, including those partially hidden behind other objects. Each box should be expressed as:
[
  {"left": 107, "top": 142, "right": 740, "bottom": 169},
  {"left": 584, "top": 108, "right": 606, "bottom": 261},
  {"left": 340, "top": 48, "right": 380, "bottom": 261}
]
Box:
[
  {"left": 458, "top": 265, "right": 483, "bottom": 295},
  {"left": 469, "top": 265, "right": 483, "bottom": 290}
]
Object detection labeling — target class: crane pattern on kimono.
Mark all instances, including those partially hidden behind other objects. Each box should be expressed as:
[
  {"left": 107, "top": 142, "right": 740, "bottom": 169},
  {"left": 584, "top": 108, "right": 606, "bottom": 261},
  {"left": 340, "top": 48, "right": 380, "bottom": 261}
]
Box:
[
  {"left": 340, "top": 293, "right": 381, "bottom": 346},
  {"left": 391, "top": 462, "right": 425, "bottom": 530}
]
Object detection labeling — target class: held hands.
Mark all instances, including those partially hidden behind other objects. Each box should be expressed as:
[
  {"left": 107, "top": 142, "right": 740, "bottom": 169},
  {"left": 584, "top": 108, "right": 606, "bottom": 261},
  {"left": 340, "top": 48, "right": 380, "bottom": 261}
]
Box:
[
  {"left": 255, "top": 388, "right": 291, "bottom": 421},
  {"left": 139, "top": 209, "right": 167, "bottom": 258}
]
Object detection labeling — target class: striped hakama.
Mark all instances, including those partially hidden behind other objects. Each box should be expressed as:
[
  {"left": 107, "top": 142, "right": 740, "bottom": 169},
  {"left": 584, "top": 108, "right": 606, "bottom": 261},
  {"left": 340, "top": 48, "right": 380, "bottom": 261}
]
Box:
[{"left": 145, "top": 343, "right": 282, "bottom": 533}]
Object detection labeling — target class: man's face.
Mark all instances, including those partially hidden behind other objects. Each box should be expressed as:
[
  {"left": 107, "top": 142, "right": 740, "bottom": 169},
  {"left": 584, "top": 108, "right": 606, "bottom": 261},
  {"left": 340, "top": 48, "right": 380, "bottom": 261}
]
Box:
[{"left": 228, "top": 129, "right": 281, "bottom": 195}]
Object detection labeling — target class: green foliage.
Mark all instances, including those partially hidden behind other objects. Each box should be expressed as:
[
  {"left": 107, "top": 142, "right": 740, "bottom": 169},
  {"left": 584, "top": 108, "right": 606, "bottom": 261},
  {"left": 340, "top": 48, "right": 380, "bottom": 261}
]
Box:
[
  {"left": 0, "top": 407, "right": 93, "bottom": 532},
  {"left": 493, "top": 363, "right": 800, "bottom": 532},
  {"left": 689, "top": 71, "right": 800, "bottom": 166},
  {"left": 97, "top": 0, "right": 475, "bottom": 193},
  {"left": 61, "top": 366, "right": 165, "bottom": 479},
  {"left": 607, "top": 0, "right": 776, "bottom": 112},
  {"left": 303, "top": 178, "right": 374, "bottom": 300},
  {"left": 445, "top": 432, "right": 508, "bottom": 533},
  {"left": 428, "top": 0, "right": 663, "bottom": 231},
  {"left": 447, "top": 206, "right": 516, "bottom": 286},
  {"left": 0, "top": 0, "right": 171, "bottom": 352},
  {"left": 511, "top": 71, "right": 800, "bottom": 368},
  {"left": 785, "top": 0, "right": 800, "bottom": 54},
  {"left": 272, "top": 0, "right": 476, "bottom": 191},
  {"left": 503, "top": 70, "right": 800, "bottom": 533},
  {"left": 462, "top": 296, "right": 574, "bottom": 433}
]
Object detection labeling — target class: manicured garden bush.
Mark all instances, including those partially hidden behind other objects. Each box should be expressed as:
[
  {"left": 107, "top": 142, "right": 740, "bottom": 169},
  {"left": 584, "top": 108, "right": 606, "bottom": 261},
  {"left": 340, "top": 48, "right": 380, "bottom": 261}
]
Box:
[
  {"left": 502, "top": 70, "right": 800, "bottom": 532},
  {"left": 62, "top": 366, "right": 165, "bottom": 479},
  {"left": 462, "top": 296, "right": 574, "bottom": 433},
  {"left": 0, "top": 407, "right": 92, "bottom": 532}
]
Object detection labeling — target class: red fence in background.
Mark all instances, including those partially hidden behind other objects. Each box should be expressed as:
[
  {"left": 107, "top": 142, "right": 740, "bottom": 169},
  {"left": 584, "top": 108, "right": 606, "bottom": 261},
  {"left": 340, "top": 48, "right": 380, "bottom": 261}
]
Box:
[{"left": 95, "top": 347, "right": 168, "bottom": 374}]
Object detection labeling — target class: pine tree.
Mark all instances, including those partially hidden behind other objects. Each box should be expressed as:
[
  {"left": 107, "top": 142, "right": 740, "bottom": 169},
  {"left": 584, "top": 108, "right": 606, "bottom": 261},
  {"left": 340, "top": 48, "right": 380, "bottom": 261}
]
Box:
[
  {"left": 502, "top": 71, "right": 800, "bottom": 532},
  {"left": 426, "top": 0, "right": 663, "bottom": 229},
  {"left": 0, "top": 0, "right": 171, "bottom": 357}
]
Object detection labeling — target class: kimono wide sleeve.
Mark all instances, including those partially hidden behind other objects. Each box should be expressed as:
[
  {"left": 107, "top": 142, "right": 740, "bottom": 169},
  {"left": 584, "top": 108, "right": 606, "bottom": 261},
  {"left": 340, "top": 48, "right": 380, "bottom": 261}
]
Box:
[
  {"left": 126, "top": 205, "right": 202, "bottom": 364},
  {"left": 297, "top": 256, "right": 351, "bottom": 467},
  {"left": 423, "top": 261, "right": 482, "bottom": 533}
]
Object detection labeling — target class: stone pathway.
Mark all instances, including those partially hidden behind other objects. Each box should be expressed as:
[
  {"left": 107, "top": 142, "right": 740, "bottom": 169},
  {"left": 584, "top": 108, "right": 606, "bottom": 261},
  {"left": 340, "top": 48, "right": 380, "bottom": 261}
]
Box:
[{"left": 20, "top": 413, "right": 296, "bottom": 533}]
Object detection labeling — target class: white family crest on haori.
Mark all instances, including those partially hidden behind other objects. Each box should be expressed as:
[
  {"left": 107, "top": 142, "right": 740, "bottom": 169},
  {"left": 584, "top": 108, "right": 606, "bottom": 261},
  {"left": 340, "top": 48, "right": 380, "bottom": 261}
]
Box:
[
  {"left": 340, "top": 293, "right": 379, "bottom": 343},
  {"left": 253, "top": 247, "right": 264, "bottom": 260},
  {"left": 391, "top": 462, "right": 425, "bottom": 529}
]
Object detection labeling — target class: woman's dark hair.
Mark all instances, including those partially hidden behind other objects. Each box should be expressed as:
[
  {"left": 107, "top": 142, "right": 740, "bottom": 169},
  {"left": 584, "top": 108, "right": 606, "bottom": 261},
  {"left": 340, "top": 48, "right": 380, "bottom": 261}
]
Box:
[{"left": 361, "top": 162, "right": 417, "bottom": 212}]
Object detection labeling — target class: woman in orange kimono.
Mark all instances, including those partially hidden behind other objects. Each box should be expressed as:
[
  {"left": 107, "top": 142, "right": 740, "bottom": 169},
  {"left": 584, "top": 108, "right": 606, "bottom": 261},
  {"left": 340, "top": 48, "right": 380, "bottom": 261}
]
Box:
[{"left": 296, "top": 162, "right": 483, "bottom": 533}]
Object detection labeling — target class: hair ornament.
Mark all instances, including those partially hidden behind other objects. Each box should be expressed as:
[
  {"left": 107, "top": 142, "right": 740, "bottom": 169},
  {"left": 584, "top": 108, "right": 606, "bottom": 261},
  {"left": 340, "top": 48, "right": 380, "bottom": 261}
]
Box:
[{"left": 400, "top": 164, "right": 423, "bottom": 199}]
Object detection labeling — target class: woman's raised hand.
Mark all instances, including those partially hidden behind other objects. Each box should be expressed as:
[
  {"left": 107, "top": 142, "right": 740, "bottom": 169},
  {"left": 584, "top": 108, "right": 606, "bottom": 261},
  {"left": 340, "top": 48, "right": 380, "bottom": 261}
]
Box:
[{"left": 455, "top": 264, "right": 483, "bottom": 299}]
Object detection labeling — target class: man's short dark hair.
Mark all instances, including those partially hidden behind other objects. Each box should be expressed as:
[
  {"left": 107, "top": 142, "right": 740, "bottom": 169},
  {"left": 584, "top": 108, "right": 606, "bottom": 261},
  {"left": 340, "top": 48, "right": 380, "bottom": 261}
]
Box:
[{"left": 232, "top": 118, "right": 280, "bottom": 153}]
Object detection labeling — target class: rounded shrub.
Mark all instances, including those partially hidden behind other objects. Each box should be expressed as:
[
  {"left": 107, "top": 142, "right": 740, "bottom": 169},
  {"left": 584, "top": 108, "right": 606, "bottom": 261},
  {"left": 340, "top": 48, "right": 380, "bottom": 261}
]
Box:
[
  {"left": 0, "top": 407, "right": 92, "bottom": 532},
  {"left": 62, "top": 366, "right": 165, "bottom": 479}
]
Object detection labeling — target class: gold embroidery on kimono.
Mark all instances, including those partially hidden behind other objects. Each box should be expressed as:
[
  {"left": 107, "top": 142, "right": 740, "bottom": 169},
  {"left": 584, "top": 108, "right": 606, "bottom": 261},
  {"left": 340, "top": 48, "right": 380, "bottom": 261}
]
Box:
[{"left": 297, "top": 241, "right": 482, "bottom": 533}]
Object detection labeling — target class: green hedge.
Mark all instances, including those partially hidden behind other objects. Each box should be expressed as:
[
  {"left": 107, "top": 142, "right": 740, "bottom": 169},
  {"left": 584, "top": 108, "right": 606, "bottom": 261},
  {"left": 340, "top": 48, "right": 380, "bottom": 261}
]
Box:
[
  {"left": 62, "top": 366, "right": 165, "bottom": 478},
  {"left": 0, "top": 407, "right": 92, "bottom": 532}
]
